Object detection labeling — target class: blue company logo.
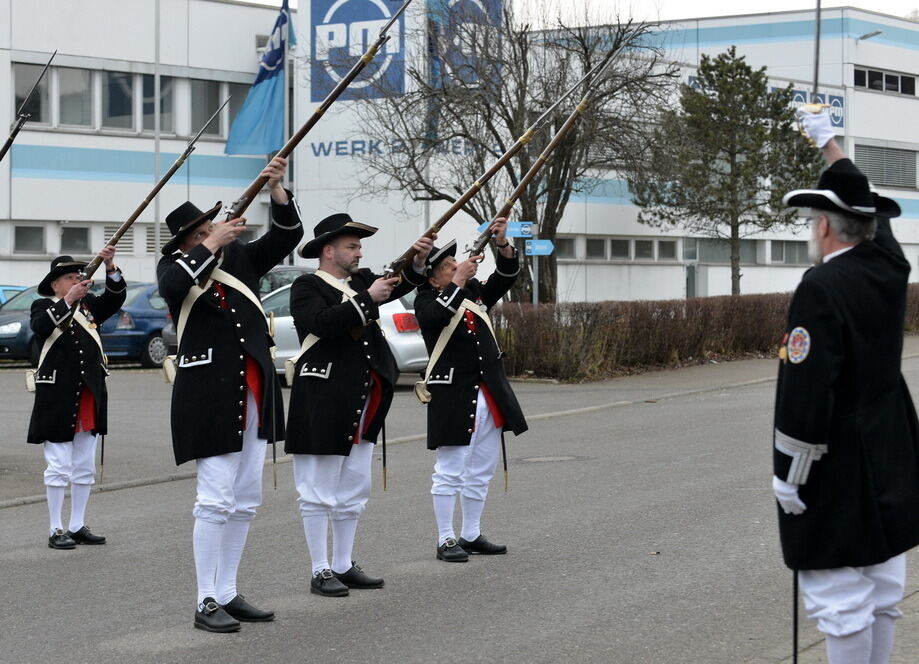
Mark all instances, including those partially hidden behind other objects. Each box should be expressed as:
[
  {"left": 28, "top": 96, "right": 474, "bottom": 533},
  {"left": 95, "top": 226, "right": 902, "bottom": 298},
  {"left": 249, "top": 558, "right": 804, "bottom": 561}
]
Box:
[
  {"left": 311, "top": 0, "right": 405, "bottom": 102},
  {"left": 790, "top": 90, "right": 845, "bottom": 128},
  {"left": 429, "top": 0, "right": 502, "bottom": 86}
]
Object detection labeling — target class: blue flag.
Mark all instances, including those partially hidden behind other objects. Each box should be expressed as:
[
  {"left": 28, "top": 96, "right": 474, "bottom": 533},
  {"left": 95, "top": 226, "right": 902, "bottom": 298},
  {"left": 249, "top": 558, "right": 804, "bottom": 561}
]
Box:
[{"left": 225, "top": 0, "right": 296, "bottom": 155}]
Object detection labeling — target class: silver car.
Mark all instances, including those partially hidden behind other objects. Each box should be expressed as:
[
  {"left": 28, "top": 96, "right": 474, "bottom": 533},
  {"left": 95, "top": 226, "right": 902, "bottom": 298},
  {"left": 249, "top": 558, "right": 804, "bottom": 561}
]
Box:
[{"left": 261, "top": 283, "right": 429, "bottom": 381}]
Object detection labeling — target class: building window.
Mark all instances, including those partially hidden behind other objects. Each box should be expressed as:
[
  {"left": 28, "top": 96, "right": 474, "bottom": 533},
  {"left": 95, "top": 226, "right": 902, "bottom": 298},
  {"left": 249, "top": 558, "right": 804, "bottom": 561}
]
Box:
[
  {"left": 228, "top": 82, "right": 250, "bottom": 128},
  {"left": 58, "top": 68, "right": 93, "bottom": 127},
  {"left": 192, "top": 79, "right": 222, "bottom": 136},
  {"left": 854, "top": 145, "right": 917, "bottom": 188},
  {"left": 142, "top": 75, "right": 174, "bottom": 133},
  {"left": 13, "top": 63, "right": 50, "bottom": 124},
  {"left": 60, "top": 227, "right": 90, "bottom": 254},
  {"left": 634, "top": 240, "right": 654, "bottom": 260},
  {"left": 14, "top": 226, "right": 45, "bottom": 253},
  {"left": 610, "top": 239, "right": 630, "bottom": 259},
  {"left": 772, "top": 240, "right": 809, "bottom": 265},
  {"left": 854, "top": 67, "right": 916, "bottom": 97},
  {"left": 102, "top": 72, "right": 135, "bottom": 130},
  {"left": 658, "top": 240, "right": 677, "bottom": 260},
  {"left": 683, "top": 238, "right": 697, "bottom": 261},
  {"left": 697, "top": 238, "right": 757, "bottom": 264},
  {"left": 555, "top": 237, "right": 575, "bottom": 259},
  {"left": 586, "top": 238, "right": 607, "bottom": 259}
]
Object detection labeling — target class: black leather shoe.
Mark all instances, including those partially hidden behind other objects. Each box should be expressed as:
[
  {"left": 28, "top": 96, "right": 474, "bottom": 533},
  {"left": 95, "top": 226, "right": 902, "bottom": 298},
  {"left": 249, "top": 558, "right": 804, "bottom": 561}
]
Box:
[
  {"left": 48, "top": 529, "right": 76, "bottom": 550},
  {"left": 436, "top": 537, "right": 469, "bottom": 562},
  {"left": 194, "top": 598, "right": 241, "bottom": 633},
  {"left": 66, "top": 526, "right": 106, "bottom": 545},
  {"left": 333, "top": 563, "right": 384, "bottom": 589},
  {"left": 458, "top": 535, "right": 507, "bottom": 555},
  {"left": 222, "top": 594, "right": 275, "bottom": 622},
  {"left": 310, "top": 569, "right": 349, "bottom": 597}
]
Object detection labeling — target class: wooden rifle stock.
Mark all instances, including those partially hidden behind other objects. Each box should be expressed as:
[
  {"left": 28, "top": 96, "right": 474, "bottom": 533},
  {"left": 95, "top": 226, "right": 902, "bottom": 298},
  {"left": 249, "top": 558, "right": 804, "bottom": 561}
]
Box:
[
  {"left": 223, "top": 0, "right": 413, "bottom": 221},
  {"left": 468, "top": 98, "right": 588, "bottom": 256}
]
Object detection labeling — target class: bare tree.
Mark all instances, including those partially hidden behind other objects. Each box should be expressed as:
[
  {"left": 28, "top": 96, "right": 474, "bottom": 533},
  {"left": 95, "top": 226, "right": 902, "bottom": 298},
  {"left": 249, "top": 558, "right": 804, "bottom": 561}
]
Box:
[{"left": 348, "top": 4, "right": 678, "bottom": 302}]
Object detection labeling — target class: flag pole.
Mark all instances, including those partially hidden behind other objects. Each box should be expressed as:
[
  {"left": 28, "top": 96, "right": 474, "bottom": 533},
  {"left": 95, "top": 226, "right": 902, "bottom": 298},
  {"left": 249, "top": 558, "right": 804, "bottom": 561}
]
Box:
[{"left": 283, "top": 3, "right": 292, "bottom": 263}]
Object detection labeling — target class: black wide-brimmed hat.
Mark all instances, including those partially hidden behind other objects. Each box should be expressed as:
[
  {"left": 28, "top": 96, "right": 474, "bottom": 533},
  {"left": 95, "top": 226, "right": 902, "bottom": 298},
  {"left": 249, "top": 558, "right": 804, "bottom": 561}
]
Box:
[
  {"left": 161, "top": 201, "right": 222, "bottom": 255},
  {"left": 424, "top": 239, "right": 457, "bottom": 272},
  {"left": 38, "top": 255, "right": 87, "bottom": 297},
  {"left": 784, "top": 158, "right": 900, "bottom": 218},
  {"left": 298, "top": 213, "right": 378, "bottom": 259}
]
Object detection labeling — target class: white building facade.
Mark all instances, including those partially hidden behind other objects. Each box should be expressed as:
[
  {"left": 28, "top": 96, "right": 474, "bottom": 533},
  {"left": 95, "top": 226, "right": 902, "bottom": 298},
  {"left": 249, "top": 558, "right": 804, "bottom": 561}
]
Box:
[{"left": 3, "top": 2, "right": 918, "bottom": 300}]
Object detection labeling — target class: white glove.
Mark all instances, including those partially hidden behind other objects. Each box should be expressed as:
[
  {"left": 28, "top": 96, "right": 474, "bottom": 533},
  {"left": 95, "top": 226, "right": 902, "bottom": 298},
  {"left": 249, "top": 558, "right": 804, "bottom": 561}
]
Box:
[
  {"left": 796, "top": 108, "right": 835, "bottom": 148},
  {"left": 772, "top": 475, "right": 807, "bottom": 515}
]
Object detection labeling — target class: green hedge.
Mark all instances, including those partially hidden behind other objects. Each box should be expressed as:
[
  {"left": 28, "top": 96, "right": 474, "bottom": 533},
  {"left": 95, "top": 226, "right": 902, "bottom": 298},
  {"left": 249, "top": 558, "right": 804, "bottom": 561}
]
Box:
[{"left": 492, "top": 284, "right": 919, "bottom": 382}]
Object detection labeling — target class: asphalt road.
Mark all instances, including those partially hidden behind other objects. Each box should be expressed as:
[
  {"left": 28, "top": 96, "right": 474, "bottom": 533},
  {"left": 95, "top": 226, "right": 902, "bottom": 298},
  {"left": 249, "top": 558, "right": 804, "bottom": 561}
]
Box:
[{"left": 0, "top": 355, "right": 917, "bottom": 664}]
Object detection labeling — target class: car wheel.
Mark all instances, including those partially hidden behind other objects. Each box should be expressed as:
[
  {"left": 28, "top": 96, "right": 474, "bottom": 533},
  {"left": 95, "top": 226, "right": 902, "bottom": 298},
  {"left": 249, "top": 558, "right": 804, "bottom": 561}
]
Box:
[
  {"left": 140, "top": 332, "right": 169, "bottom": 368},
  {"left": 29, "top": 337, "right": 40, "bottom": 368}
]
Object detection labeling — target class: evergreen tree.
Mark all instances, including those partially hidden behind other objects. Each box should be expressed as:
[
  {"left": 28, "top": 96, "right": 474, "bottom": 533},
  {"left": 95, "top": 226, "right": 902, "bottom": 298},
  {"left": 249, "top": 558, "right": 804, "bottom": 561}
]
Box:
[{"left": 628, "top": 46, "right": 823, "bottom": 295}]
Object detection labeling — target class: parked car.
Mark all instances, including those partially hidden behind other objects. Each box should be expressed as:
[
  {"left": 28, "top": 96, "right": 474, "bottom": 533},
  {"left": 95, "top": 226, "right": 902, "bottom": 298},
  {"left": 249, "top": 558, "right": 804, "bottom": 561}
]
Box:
[
  {"left": 95, "top": 283, "right": 171, "bottom": 367},
  {"left": 0, "top": 285, "right": 26, "bottom": 304},
  {"left": 258, "top": 265, "right": 314, "bottom": 297},
  {"left": 261, "top": 284, "right": 429, "bottom": 381},
  {"left": 0, "top": 285, "right": 43, "bottom": 365}
]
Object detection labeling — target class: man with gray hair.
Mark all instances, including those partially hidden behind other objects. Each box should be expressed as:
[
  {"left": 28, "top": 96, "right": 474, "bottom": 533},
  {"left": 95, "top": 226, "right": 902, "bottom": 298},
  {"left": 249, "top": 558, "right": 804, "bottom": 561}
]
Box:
[{"left": 773, "top": 110, "right": 919, "bottom": 663}]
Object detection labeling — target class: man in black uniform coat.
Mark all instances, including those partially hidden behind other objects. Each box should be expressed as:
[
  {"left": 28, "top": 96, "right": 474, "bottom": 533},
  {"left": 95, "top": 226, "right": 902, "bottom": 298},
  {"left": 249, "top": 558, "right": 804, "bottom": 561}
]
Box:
[
  {"left": 285, "top": 214, "right": 432, "bottom": 597},
  {"left": 157, "top": 157, "right": 303, "bottom": 633},
  {"left": 28, "top": 247, "right": 125, "bottom": 550},
  {"left": 414, "top": 218, "right": 527, "bottom": 563},
  {"left": 774, "top": 110, "right": 919, "bottom": 663}
]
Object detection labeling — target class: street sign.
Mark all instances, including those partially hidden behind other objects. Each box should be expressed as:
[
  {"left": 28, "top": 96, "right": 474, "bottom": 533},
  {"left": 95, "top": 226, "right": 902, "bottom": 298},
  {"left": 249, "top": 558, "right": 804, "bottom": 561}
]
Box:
[
  {"left": 525, "top": 239, "right": 554, "bottom": 256},
  {"left": 474, "top": 221, "right": 534, "bottom": 237}
]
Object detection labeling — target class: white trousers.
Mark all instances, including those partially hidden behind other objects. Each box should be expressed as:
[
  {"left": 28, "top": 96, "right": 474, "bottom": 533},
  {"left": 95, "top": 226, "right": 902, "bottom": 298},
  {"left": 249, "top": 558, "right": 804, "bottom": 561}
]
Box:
[
  {"left": 800, "top": 554, "right": 907, "bottom": 637},
  {"left": 192, "top": 391, "right": 267, "bottom": 524},
  {"left": 431, "top": 390, "right": 501, "bottom": 501},
  {"left": 292, "top": 440, "right": 375, "bottom": 520},
  {"left": 43, "top": 432, "right": 98, "bottom": 486}
]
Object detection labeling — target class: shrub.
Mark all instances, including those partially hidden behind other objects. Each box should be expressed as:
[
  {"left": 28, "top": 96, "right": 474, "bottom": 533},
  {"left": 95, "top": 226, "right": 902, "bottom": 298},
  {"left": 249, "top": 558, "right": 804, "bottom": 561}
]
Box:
[{"left": 494, "top": 287, "right": 919, "bottom": 382}]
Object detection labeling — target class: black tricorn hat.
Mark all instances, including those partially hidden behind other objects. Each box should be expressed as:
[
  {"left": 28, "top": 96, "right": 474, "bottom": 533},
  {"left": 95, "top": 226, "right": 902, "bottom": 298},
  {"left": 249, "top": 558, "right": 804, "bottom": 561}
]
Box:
[
  {"left": 425, "top": 239, "right": 457, "bottom": 271},
  {"left": 784, "top": 158, "right": 899, "bottom": 218},
  {"left": 38, "top": 255, "right": 87, "bottom": 297},
  {"left": 298, "top": 213, "right": 378, "bottom": 259},
  {"left": 161, "top": 201, "right": 222, "bottom": 255}
]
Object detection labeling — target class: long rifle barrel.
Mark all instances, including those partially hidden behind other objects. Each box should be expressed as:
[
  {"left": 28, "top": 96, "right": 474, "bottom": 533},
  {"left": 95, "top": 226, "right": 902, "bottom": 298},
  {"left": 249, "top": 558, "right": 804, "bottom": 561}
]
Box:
[
  {"left": 380, "top": 41, "right": 625, "bottom": 279},
  {"left": 81, "top": 98, "right": 229, "bottom": 279},
  {"left": 223, "top": 0, "right": 412, "bottom": 222},
  {"left": 465, "top": 30, "right": 640, "bottom": 256},
  {"left": 0, "top": 50, "right": 56, "bottom": 163}
]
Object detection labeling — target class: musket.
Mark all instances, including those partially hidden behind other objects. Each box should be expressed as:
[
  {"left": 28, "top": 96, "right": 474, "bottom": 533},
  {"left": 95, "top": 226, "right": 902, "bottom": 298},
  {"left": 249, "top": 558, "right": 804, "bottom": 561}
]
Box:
[
  {"left": 381, "top": 55, "right": 611, "bottom": 279},
  {"left": 59, "top": 99, "right": 228, "bottom": 330},
  {"left": 0, "top": 50, "right": 56, "bottom": 163},
  {"left": 222, "top": 0, "right": 412, "bottom": 221},
  {"left": 78, "top": 98, "right": 229, "bottom": 280},
  {"left": 799, "top": 1, "right": 828, "bottom": 122},
  {"left": 467, "top": 41, "right": 628, "bottom": 256}
]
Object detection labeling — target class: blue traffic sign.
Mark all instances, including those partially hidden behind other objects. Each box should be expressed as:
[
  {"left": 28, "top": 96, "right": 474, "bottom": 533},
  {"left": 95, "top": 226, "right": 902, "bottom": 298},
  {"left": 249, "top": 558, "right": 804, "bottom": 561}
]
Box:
[
  {"left": 525, "top": 239, "right": 554, "bottom": 256},
  {"left": 475, "top": 221, "right": 534, "bottom": 237}
]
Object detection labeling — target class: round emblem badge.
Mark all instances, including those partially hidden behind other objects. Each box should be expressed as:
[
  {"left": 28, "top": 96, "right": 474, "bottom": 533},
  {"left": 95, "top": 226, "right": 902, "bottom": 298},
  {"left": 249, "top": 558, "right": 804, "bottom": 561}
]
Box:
[{"left": 787, "top": 327, "right": 811, "bottom": 364}]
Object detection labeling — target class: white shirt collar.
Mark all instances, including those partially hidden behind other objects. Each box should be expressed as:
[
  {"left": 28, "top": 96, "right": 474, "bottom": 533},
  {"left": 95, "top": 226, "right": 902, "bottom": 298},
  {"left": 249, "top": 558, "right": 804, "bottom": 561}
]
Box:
[{"left": 823, "top": 245, "right": 855, "bottom": 263}]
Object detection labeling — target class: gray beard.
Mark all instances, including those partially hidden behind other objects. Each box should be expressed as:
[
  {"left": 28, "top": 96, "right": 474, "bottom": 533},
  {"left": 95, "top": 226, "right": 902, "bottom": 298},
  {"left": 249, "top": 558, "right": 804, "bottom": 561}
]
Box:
[{"left": 807, "top": 227, "right": 823, "bottom": 265}]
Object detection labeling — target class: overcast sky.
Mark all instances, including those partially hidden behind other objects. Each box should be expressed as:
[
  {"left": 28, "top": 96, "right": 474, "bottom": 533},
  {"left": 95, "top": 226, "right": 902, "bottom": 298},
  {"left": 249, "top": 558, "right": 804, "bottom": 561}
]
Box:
[{"left": 268, "top": 0, "right": 918, "bottom": 22}]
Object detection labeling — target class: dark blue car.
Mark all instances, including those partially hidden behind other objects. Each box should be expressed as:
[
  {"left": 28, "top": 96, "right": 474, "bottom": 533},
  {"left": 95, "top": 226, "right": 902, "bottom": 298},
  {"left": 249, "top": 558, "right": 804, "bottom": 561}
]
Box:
[
  {"left": 0, "top": 282, "right": 169, "bottom": 367},
  {"left": 96, "top": 283, "right": 171, "bottom": 367}
]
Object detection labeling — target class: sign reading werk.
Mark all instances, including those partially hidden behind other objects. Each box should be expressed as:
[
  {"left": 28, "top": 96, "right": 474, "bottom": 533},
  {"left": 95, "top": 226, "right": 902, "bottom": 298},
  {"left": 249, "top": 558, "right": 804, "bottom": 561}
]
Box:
[{"left": 311, "top": 0, "right": 406, "bottom": 102}]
